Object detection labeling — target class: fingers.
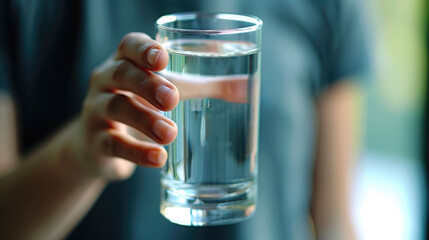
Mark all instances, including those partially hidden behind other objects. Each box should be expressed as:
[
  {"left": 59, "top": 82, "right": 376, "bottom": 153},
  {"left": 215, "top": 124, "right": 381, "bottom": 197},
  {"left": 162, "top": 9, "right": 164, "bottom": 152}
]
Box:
[
  {"left": 98, "top": 93, "right": 177, "bottom": 145},
  {"left": 93, "top": 60, "right": 179, "bottom": 111},
  {"left": 160, "top": 71, "right": 249, "bottom": 103},
  {"left": 95, "top": 129, "right": 167, "bottom": 168},
  {"left": 116, "top": 32, "right": 169, "bottom": 71},
  {"left": 90, "top": 33, "right": 179, "bottom": 111},
  {"left": 81, "top": 32, "right": 176, "bottom": 175},
  {"left": 215, "top": 75, "right": 249, "bottom": 103}
]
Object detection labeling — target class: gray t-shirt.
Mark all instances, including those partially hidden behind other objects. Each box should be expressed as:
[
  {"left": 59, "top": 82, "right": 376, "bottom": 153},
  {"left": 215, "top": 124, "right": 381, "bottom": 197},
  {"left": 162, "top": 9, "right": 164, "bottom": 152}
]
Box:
[{"left": 0, "top": 0, "right": 369, "bottom": 239}]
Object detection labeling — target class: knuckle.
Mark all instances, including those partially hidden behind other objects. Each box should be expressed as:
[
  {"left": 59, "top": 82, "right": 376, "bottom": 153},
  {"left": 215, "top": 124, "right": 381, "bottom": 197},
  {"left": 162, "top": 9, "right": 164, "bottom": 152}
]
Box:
[
  {"left": 102, "top": 133, "right": 119, "bottom": 157},
  {"left": 112, "top": 60, "right": 130, "bottom": 83},
  {"left": 129, "top": 32, "right": 150, "bottom": 39},
  {"left": 119, "top": 32, "right": 150, "bottom": 52},
  {"left": 90, "top": 68, "right": 102, "bottom": 85},
  {"left": 135, "top": 111, "right": 150, "bottom": 129},
  {"left": 135, "top": 70, "right": 150, "bottom": 88},
  {"left": 82, "top": 99, "right": 102, "bottom": 126},
  {"left": 107, "top": 94, "right": 129, "bottom": 116},
  {"left": 113, "top": 60, "right": 151, "bottom": 89},
  {"left": 118, "top": 33, "right": 135, "bottom": 51},
  {"left": 129, "top": 148, "right": 141, "bottom": 162},
  {"left": 139, "top": 32, "right": 150, "bottom": 39},
  {"left": 84, "top": 96, "right": 106, "bottom": 122}
]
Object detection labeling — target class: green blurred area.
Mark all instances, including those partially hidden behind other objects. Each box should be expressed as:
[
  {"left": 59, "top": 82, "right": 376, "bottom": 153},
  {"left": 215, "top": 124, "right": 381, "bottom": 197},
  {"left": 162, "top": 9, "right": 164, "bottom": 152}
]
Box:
[{"left": 365, "top": 0, "right": 427, "bottom": 161}]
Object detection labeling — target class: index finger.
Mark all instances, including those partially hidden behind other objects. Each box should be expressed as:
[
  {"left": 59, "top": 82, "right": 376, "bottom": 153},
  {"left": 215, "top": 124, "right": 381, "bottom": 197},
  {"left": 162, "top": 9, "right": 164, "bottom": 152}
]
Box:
[{"left": 116, "top": 32, "right": 169, "bottom": 71}]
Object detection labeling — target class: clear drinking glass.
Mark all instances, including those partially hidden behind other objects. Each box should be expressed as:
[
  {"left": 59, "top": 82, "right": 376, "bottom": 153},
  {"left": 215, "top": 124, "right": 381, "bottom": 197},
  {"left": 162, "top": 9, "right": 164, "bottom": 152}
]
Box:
[{"left": 156, "top": 12, "right": 262, "bottom": 226}]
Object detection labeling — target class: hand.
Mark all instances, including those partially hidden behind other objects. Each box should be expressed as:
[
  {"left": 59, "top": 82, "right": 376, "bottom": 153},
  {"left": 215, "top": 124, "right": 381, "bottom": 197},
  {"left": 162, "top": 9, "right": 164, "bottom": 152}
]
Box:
[{"left": 73, "top": 32, "right": 179, "bottom": 180}]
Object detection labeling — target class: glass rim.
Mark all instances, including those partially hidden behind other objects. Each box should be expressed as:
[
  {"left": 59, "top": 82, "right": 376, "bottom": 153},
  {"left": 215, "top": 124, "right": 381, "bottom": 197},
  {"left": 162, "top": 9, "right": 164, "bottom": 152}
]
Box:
[{"left": 155, "top": 12, "right": 263, "bottom": 35}]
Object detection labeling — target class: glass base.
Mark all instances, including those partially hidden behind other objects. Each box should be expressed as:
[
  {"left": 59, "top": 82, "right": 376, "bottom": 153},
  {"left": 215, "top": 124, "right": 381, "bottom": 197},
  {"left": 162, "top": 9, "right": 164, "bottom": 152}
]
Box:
[{"left": 160, "top": 179, "right": 256, "bottom": 226}]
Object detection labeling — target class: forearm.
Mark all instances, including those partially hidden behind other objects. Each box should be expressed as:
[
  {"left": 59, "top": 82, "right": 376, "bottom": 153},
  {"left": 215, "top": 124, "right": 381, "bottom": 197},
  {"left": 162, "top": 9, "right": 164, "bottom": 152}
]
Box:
[
  {"left": 0, "top": 32, "right": 177, "bottom": 240},
  {"left": 0, "top": 119, "right": 106, "bottom": 240},
  {"left": 311, "top": 80, "right": 362, "bottom": 240}
]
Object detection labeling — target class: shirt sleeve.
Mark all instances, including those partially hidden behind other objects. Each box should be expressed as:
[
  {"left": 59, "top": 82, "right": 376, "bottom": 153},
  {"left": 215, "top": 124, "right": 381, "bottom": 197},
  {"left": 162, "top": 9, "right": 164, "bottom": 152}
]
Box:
[{"left": 318, "top": 0, "right": 372, "bottom": 89}]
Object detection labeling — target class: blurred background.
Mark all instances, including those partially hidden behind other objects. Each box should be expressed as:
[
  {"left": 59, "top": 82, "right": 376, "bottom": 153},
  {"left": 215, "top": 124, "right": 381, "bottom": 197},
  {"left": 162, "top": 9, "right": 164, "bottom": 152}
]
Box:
[
  {"left": 1, "top": 0, "right": 427, "bottom": 239},
  {"left": 352, "top": 0, "right": 427, "bottom": 239}
]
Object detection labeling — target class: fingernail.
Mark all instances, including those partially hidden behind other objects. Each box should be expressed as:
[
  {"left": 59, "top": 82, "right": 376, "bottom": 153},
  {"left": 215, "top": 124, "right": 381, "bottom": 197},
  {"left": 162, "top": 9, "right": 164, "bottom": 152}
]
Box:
[
  {"left": 148, "top": 150, "right": 165, "bottom": 165},
  {"left": 147, "top": 48, "right": 161, "bottom": 66},
  {"left": 153, "top": 119, "right": 173, "bottom": 140},
  {"left": 155, "top": 85, "right": 174, "bottom": 106}
]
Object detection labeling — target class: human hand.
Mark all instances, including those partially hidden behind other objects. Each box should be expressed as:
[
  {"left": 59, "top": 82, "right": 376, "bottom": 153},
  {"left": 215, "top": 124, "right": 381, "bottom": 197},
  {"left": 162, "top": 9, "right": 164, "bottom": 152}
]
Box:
[{"left": 73, "top": 32, "right": 179, "bottom": 180}]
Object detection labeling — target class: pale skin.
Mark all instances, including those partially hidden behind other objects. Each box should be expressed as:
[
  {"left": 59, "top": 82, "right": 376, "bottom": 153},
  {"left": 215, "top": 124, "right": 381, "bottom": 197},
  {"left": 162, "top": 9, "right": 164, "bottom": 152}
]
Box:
[{"left": 0, "top": 32, "right": 361, "bottom": 240}]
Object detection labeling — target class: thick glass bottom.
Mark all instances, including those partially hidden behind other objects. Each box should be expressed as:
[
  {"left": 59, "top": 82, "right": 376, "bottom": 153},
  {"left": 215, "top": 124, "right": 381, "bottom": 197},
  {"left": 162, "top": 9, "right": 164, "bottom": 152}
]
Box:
[{"left": 160, "top": 178, "right": 256, "bottom": 226}]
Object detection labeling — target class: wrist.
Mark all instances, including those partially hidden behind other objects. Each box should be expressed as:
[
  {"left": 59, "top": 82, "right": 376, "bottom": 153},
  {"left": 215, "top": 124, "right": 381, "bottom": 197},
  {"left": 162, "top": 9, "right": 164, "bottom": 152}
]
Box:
[{"left": 55, "top": 119, "right": 107, "bottom": 185}]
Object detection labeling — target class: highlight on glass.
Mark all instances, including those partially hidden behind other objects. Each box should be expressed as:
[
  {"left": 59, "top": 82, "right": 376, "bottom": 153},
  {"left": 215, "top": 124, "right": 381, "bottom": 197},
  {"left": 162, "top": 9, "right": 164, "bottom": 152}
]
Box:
[{"left": 155, "top": 12, "right": 263, "bottom": 226}]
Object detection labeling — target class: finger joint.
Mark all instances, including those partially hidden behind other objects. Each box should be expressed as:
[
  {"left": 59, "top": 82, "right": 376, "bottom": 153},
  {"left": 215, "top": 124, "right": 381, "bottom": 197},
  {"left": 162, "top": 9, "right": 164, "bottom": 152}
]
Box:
[
  {"left": 112, "top": 60, "right": 130, "bottom": 83},
  {"left": 106, "top": 94, "right": 130, "bottom": 117}
]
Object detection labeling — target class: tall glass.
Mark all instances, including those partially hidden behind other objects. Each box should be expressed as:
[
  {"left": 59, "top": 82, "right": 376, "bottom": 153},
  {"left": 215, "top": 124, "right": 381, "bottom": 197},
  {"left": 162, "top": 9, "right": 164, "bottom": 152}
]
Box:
[{"left": 156, "top": 12, "right": 262, "bottom": 226}]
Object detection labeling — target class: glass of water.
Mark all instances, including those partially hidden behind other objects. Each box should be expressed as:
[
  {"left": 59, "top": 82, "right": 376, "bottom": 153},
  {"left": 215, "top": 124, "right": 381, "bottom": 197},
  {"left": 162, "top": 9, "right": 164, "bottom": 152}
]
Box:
[{"left": 156, "top": 12, "right": 262, "bottom": 226}]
